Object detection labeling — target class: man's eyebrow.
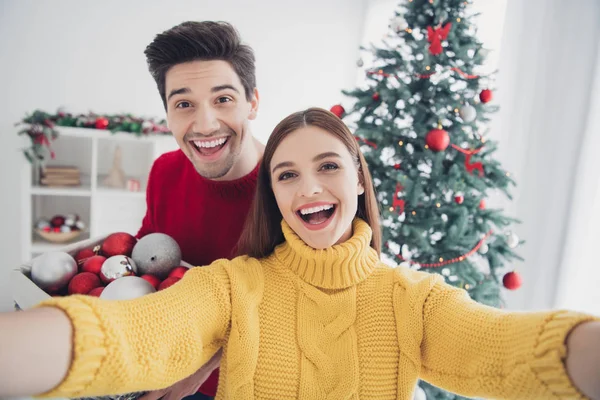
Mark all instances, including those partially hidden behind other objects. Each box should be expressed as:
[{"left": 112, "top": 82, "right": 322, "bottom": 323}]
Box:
[
  {"left": 211, "top": 84, "right": 240, "bottom": 94},
  {"left": 167, "top": 87, "right": 190, "bottom": 101}
]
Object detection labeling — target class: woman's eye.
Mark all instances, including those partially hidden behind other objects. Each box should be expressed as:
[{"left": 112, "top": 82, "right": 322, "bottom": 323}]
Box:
[
  {"left": 175, "top": 101, "right": 192, "bottom": 109},
  {"left": 320, "top": 162, "right": 339, "bottom": 171},
  {"left": 278, "top": 172, "right": 296, "bottom": 181}
]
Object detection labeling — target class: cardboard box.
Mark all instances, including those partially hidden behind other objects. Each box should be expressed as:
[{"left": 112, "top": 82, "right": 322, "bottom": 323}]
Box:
[{"left": 12, "top": 235, "right": 107, "bottom": 310}]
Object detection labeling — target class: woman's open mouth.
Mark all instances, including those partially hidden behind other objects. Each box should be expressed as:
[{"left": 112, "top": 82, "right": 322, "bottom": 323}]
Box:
[{"left": 296, "top": 203, "right": 337, "bottom": 230}]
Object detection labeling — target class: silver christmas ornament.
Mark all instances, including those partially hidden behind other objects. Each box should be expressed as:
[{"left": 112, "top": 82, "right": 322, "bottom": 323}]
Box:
[
  {"left": 459, "top": 104, "right": 477, "bottom": 122},
  {"left": 60, "top": 225, "right": 72, "bottom": 233},
  {"left": 132, "top": 233, "right": 182, "bottom": 279},
  {"left": 31, "top": 251, "right": 78, "bottom": 293},
  {"left": 413, "top": 386, "right": 427, "bottom": 400},
  {"left": 100, "top": 255, "right": 137, "bottom": 284},
  {"left": 35, "top": 219, "right": 50, "bottom": 230},
  {"left": 356, "top": 58, "right": 364, "bottom": 67},
  {"left": 100, "top": 276, "right": 156, "bottom": 300},
  {"left": 390, "top": 16, "right": 408, "bottom": 33},
  {"left": 505, "top": 232, "right": 520, "bottom": 249}
]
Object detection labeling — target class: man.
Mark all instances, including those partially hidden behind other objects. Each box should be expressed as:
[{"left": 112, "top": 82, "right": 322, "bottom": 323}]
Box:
[{"left": 136, "top": 21, "right": 264, "bottom": 400}]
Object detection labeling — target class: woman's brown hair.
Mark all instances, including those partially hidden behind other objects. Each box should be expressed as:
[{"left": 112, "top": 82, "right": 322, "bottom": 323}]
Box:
[{"left": 236, "top": 107, "right": 381, "bottom": 258}]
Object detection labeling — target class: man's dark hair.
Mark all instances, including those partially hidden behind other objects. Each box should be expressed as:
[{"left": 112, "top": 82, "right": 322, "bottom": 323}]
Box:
[{"left": 144, "top": 21, "right": 256, "bottom": 110}]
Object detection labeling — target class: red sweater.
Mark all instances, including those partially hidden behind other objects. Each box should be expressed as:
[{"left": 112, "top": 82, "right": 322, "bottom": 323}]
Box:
[{"left": 136, "top": 149, "right": 259, "bottom": 396}]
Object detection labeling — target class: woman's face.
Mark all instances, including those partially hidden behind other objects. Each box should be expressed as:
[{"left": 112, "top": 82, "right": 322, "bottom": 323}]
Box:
[{"left": 269, "top": 125, "right": 364, "bottom": 249}]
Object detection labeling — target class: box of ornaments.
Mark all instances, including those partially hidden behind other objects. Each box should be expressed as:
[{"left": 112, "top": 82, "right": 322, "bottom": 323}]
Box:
[
  {"left": 11, "top": 231, "right": 193, "bottom": 400},
  {"left": 12, "top": 231, "right": 192, "bottom": 309}
]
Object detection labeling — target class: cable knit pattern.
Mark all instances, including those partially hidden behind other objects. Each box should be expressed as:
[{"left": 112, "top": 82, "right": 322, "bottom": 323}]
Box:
[{"left": 36, "top": 219, "right": 597, "bottom": 400}]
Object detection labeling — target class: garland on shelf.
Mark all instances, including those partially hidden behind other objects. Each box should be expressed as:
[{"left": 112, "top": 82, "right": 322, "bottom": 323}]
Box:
[{"left": 16, "top": 109, "right": 171, "bottom": 165}]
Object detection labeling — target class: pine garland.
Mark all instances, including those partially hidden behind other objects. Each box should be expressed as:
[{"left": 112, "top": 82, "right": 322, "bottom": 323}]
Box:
[{"left": 16, "top": 109, "right": 171, "bottom": 165}]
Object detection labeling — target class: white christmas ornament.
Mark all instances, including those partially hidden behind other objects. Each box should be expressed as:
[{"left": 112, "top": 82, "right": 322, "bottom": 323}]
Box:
[
  {"left": 100, "top": 276, "right": 156, "bottom": 300},
  {"left": 479, "top": 243, "right": 489, "bottom": 255},
  {"left": 101, "top": 255, "right": 137, "bottom": 283},
  {"left": 459, "top": 104, "right": 477, "bottom": 122},
  {"left": 390, "top": 16, "right": 408, "bottom": 33},
  {"left": 506, "top": 232, "right": 520, "bottom": 249},
  {"left": 31, "top": 252, "right": 78, "bottom": 292}
]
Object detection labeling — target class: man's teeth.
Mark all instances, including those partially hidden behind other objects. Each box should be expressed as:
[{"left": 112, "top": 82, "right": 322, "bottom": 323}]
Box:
[
  {"left": 193, "top": 138, "right": 227, "bottom": 148},
  {"left": 299, "top": 204, "right": 334, "bottom": 215}
]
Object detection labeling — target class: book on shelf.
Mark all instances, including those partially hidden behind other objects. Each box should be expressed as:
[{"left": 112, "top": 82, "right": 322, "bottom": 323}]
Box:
[{"left": 39, "top": 166, "right": 81, "bottom": 187}]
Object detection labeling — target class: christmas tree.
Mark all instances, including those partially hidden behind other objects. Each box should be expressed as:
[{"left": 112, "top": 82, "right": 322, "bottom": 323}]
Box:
[{"left": 333, "top": 0, "right": 523, "bottom": 398}]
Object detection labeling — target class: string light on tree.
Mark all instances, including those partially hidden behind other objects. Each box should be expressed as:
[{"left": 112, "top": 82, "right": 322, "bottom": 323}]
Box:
[{"left": 390, "top": 15, "right": 408, "bottom": 33}]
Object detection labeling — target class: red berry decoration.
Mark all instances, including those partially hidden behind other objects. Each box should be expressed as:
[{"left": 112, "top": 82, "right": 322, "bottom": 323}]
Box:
[
  {"left": 425, "top": 128, "right": 450, "bottom": 152},
  {"left": 168, "top": 266, "right": 189, "bottom": 279},
  {"left": 140, "top": 274, "right": 161, "bottom": 290},
  {"left": 372, "top": 92, "right": 380, "bottom": 101},
  {"left": 74, "top": 248, "right": 96, "bottom": 267},
  {"left": 68, "top": 272, "right": 102, "bottom": 295},
  {"left": 479, "top": 89, "right": 493, "bottom": 104},
  {"left": 479, "top": 199, "right": 486, "bottom": 210},
  {"left": 158, "top": 277, "right": 180, "bottom": 291},
  {"left": 81, "top": 255, "right": 106, "bottom": 275},
  {"left": 454, "top": 195, "right": 464, "bottom": 204},
  {"left": 503, "top": 271, "right": 522, "bottom": 290},
  {"left": 394, "top": 163, "right": 401, "bottom": 170},
  {"left": 329, "top": 104, "right": 345, "bottom": 118},
  {"left": 101, "top": 232, "right": 138, "bottom": 257},
  {"left": 50, "top": 215, "right": 66, "bottom": 228},
  {"left": 95, "top": 117, "right": 109, "bottom": 129},
  {"left": 88, "top": 287, "right": 105, "bottom": 297}
]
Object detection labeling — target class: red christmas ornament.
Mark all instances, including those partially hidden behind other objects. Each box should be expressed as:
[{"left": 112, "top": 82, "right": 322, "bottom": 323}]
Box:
[
  {"left": 425, "top": 128, "right": 450, "bottom": 152},
  {"left": 88, "top": 287, "right": 105, "bottom": 297},
  {"left": 101, "top": 232, "right": 138, "bottom": 257},
  {"left": 95, "top": 117, "right": 109, "bottom": 129},
  {"left": 394, "top": 163, "right": 401, "bottom": 170},
  {"left": 158, "top": 277, "right": 180, "bottom": 291},
  {"left": 140, "top": 274, "right": 161, "bottom": 290},
  {"left": 81, "top": 255, "right": 106, "bottom": 275},
  {"left": 503, "top": 271, "right": 522, "bottom": 290},
  {"left": 168, "top": 266, "right": 189, "bottom": 279},
  {"left": 372, "top": 92, "right": 380, "bottom": 101},
  {"left": 479, "top": 89, "right": 493, "bottom": 104},
  {"left": 68, "top": 272, "right": 102, "bottom": 295},
  {"left": 53, "top": 227, "right": 61, "bottom": 233},
  {"left": 329, "top": 104, "right": 345, "bottom": 118},
  {"left": 479, "top": 199, "right": 486, "bottom": 210},
  {"left": 50, "top": 215, "right": 66, "bottom": 228},
  {"left": 74, "top": 248, "right": 96, "bottom": 266},
  {"left": 454, "top": 195, "right": 464, "bottom": 204}
]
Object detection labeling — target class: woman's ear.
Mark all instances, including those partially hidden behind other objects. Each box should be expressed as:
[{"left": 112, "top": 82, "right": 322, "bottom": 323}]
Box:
[{"left": 358, "top": 182, "right": 365, "bottom": 196}]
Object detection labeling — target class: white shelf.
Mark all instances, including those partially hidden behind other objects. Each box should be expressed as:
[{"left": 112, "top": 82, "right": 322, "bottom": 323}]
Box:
[
  {"left": 21, "top": 125, "right": 180, "bottom": 261},
  {"left": 96, "top": 187, "right": 145, "bottom": 198},
  {"left": 31, "top": 174, "right": 92, "bottom": 197}
]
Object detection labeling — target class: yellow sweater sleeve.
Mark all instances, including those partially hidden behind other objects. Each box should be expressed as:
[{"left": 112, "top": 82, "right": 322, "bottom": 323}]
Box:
[
  {"left": 411, "top": 272, "right": 597, "bottom": 399},
  {"left": 36, "top": 260, "right": 233, "bottom": 398}
]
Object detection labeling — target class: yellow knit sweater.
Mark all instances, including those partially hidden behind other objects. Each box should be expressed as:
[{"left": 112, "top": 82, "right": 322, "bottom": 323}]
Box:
[{"left": 39, "top": 219, "right": 595, "bottom": 399}]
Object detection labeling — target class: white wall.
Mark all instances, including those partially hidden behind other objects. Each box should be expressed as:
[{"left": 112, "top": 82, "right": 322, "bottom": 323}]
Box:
[
  {"left": 0, "top": 0, "right": 368, "bottom": 311},
  {"left": 491, "top": 0, "right": 600, "bottom": 311}
]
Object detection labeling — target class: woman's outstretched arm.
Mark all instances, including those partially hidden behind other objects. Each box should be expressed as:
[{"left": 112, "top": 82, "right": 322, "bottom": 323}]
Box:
[{"left": 0, "top": 307, "right": 73, "bottom": 396}]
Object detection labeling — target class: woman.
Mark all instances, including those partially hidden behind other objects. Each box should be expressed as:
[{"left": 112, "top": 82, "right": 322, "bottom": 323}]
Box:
[{"left": 1, "top": 108, "right": 599, "bottom": 400}]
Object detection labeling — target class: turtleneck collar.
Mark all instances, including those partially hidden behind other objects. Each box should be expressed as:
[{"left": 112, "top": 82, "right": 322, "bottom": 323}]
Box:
[{"left": 273, "top": 218, "right": 380, "bottom": 289}]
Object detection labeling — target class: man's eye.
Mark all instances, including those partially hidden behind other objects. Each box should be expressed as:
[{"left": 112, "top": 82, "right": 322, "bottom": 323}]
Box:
[
  {"left": 175, "top": 101, "right": 192, "bottom": 109},
  {"left": 217, "top": 97, "right": 232, "bottom": 104}
]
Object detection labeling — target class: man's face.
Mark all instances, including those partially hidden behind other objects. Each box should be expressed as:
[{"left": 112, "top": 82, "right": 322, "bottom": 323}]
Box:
[{"left": 165, "top": 60, "right": 258, "bottom": 179}]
